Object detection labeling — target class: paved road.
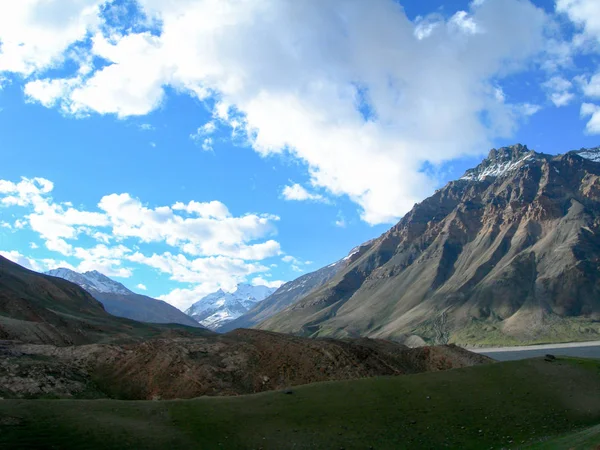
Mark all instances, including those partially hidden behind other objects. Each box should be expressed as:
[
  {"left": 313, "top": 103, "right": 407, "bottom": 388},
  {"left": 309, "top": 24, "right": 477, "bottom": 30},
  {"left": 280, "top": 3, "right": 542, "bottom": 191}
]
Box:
[{"left": 469, "top": 341, "right": 600, "bottom": 361}]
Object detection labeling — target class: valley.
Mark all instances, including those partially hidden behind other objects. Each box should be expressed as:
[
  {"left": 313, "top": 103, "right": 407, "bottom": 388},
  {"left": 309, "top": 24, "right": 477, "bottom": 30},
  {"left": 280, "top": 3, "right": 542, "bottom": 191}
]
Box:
[
  {"left": 2, "top": 145, "right": 600, "bottom": 448},
  {"left": 1, "top": 357, "right": 600, "bottom": 449}
]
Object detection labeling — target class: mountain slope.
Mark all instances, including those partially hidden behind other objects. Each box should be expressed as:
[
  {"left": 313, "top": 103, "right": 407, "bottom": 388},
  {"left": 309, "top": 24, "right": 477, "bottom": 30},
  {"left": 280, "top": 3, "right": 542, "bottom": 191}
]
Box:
[
  {"left": 0, "top": 256, "right": 210, "bottom": 345},
  {"left": 45, "top": 268, "right": 199, "bottom": 327},
  {"left": 258, "top": 144, "right": 600, "bottom": 345},
  {"left": 218, "top": 242, "right": 375, "bottom": 332},
  {"left": 186, "top": 284, "right": 276, "bottom": 329}
]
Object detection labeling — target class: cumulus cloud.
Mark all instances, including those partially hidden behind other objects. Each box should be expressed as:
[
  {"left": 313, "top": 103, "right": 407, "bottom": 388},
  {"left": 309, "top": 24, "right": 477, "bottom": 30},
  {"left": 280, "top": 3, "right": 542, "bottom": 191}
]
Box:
[
  {"left": 251, "top": 276, "right": 285, "bottom": 289},
  {"left": 136, "top": 283, "right": 147, "bottom": 291},
  {"left": 0, "top": 250, "right": 41, "bottom": 271},
  {"left": 581, "top": 103, "right": 600, "bottom": 134},
  {"left": 542, "top": 76, "right": 575, "bottom": 107},
  {"left": 556, "top": 0, "right": 600, "bottom": 132},
  {"left": 4, "top": 0, "right": 553, "bottom": 224},
  {"left": 0, "top": 0, "right": 105, "bottom": 75},
  {"left": 281, "top": 184, "right": 325, "bottom": 202},
  {"left": 580, "top": 73, "right": 600, "bottom": 98},
  {"left": 556, "top": 0, "right": 600, "bottom": 40},
  {"left": 0, "top": 176, "right": 282, "bottom": 309}
]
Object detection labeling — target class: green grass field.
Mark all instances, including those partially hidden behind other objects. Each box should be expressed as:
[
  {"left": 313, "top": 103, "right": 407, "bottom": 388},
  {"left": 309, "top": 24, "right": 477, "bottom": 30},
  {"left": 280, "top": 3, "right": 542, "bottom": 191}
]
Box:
[{"left": 1, "top": 357, "right": 599, "bottom": 449}]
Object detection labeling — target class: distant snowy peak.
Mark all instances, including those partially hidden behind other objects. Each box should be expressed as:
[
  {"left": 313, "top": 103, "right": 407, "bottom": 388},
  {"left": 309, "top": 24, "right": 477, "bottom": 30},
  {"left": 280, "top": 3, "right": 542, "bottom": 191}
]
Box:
[
  {"left": 185, "top": 283, "right": 277, "bottom": 329},
  {"left": 45, "top": 268, "right": 132, "bottom": 295},
  {"left": 571, "top": 147, "right": 600, "bottom": 162},
  {"left": 461, "top": 144, "right": 537, "bottom": 182}
]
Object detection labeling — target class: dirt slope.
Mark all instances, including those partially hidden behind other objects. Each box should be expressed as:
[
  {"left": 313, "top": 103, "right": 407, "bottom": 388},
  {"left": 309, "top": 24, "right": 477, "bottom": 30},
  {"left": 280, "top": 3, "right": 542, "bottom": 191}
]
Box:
[{"left": 0, "top": 329, "right": 490, "bottom": 399}]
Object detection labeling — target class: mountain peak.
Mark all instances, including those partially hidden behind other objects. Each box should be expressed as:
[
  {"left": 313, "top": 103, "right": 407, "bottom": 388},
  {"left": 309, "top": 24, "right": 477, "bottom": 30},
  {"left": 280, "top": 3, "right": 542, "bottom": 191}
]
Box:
[
  {"left": 45, "top": 268, "right": 132, "bottom": 295},
  {"left": 461, "top": 144, "right": 537, "bottom": 182},
  {"left": 486, "top": 143, "right": 530, "bottom": 161},
  {"left": 186, "top": 284, "right": 277, "bottom": 330}
]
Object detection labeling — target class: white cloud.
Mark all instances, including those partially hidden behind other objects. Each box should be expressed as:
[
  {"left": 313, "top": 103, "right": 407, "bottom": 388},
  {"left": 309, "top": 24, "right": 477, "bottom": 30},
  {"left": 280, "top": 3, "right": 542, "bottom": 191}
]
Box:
[
  {"left": 45, "top": 238, "right": 74, "bottom": 256},
  {"left": 192, "top": 121, "right": 217, "bottom": 137},
  {"left": 24, "top": 77, "right": 81, "bottom": 108},
  {"left": 201, "top": 137, "right": 213, "bottom": 151},
  {"left": 10, "top": 0, "right": 551, "bottom": 225},
  {"left": 518, "top": 103, "right": 542, "bottom": 116},
  {"left": 172, "top": 200, "right": 230, "bottom": 219},
  {"left": 580, "top": 73, "right": 600, "bottom": 98},
  {"left": 0, "top": 0, "right": 105, "bottom": 75},
  {"left": 190, "top": 122, "right": 218, "bottom": 150},
  {"left": 281, "top": 184, "right": 325, "bottom": 202},
  {"left": 448, "top": 11, "right": 481, "bottom": 35},
  {"left": 137, "top": 283, "right": 148, "bottom": 291},
  {"left": 251, "top": 276, "right": 285, "bottom": 289},
  {"left": 29, "top": 242, "right": 39, "bottom": 249},
  {"left": 0, "top": 175, "right": 283, "bottom": 309},
  {"left": 1, "top": 250, "right": 78, "bottom": 273},
  {"left": 542, "top": 76, "right": 575, "bottom": 107},
  {"left": 0, "top": 250, "right": 41, "bottom": 271},
  {"left": 556, "top": 0, "right": 600, "bottom": 41},
  {"left": 581, "top": 103, "right": 600, "bottom": 134}
]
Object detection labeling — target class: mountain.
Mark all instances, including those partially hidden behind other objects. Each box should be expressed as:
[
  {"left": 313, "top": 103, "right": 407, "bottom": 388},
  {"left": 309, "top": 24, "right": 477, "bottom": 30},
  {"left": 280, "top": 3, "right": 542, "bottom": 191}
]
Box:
[
  {"left": 0, "top": 256, "right": 489, "bottom": 400},
  {"left": 0, "top": 256, "right": 210, "bottom": 345},
  {"left": 257, "top": 144, "right": 600, "bottom": 346},
  {"left": 45, "top": 268, "right": 132, "bottom": 295},
  {"left": 218, "top": 242, "right": 375, "bottom": 332},
  {"left": 45, "top": 268, "right": 200, "bottom": 328},
  {"left": 186, "top": 284, "right": 277, "bottom": 329}
]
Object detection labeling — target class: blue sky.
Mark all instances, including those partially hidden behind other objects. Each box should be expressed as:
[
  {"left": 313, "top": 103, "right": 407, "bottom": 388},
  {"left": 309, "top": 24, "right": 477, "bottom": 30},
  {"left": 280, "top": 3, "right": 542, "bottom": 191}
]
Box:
[{"left": 1, "top": 0, "right": 599, "bottom": 310}]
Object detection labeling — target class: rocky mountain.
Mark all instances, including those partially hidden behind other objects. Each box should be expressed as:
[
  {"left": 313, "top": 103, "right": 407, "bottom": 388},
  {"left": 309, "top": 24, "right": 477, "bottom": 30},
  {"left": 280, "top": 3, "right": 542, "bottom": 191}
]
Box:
[
  {"left": 0, "top": 256, "right": 489, "bottom": 399},
  {"left": 218, "top": 242, "right": 375, "bottom": 333},
  {"left": 257, "top": 144, "right": 600, "bottom": 346},
  {"left": 45, "top": 268, "right": 200, "bottom": 328},
  {"left": 0, "top": 256, "right": 211, "bottom": 346},
  {"left": 186, "top": 284, "right": 277, "bottom": 329}
]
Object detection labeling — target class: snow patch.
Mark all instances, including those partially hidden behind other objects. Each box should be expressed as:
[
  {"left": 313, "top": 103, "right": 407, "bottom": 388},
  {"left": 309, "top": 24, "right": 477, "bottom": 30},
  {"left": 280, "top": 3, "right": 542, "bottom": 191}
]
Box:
[{"left": 461, "top": 153, "right": 534, "bottom": 182}]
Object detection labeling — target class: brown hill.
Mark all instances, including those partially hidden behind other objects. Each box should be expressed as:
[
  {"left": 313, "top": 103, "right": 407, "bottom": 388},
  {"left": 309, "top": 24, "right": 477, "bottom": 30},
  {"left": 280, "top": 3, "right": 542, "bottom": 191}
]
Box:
[
  {"left": 0, "top": 256, "right": 490, "bottom": 399},
  {"left": 1, "top": 330, "right": 490, "bottom": 400},
  {"left": 257, "top": 145, "right": 600, "bottom": 346},
  {"left": 0, "top": 255, "right": 211, "bottom": 346}
]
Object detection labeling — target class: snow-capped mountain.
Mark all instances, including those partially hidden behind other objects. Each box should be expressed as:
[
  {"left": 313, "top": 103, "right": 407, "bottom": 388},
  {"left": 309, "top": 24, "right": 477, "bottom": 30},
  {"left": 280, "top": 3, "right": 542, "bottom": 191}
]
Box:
[
  {"left": 571, "top": 146, "right": 600, "bottom": 162},
  {"left": 45, "top": 268, "right": 201, "bottom": 328},
  {"left": 460, "top": 145, "right": 537, "bottom": 182},
  {"left": 45, "top": 268, "right": 132, "bottom": 295},
  {"left": 185, "top": 284, "right": 277, "bottom": 330}
]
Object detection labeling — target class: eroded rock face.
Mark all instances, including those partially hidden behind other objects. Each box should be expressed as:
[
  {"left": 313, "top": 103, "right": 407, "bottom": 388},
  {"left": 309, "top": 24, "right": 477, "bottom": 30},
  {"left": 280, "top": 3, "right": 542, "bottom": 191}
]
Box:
[
  {"left": 0, "top": 332, "right": 491, "bottom": 400},
  {"left": 258, "top": 145, "right": 600, "bottom": 345}
]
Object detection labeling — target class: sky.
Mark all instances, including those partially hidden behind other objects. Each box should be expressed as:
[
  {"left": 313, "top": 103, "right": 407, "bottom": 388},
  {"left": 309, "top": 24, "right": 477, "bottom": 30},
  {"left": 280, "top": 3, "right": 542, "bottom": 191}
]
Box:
[{"left": 0, "top": 0, "right": 599, "bottom": 311}]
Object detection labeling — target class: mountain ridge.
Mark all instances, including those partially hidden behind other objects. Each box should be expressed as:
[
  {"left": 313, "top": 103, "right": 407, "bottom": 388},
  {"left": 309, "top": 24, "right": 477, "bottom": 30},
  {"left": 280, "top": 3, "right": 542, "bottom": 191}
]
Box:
[
  {"left": 218, "top": 241, "right": 376, "bottom": 333},
  {"left": 186, "top": 283, "right": 277, "bottom": 329},
  {"left": 257, "top": 144, "right": 600, "bottom": 345},
  {"left": 45, "top": 267, "right": 200, "bottom": 328}
]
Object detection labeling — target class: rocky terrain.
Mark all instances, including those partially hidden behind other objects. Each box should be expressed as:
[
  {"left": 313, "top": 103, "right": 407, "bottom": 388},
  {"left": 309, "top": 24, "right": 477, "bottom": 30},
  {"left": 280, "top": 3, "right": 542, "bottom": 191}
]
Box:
[
  {"left": 0, "top": 331, "right": 489, "bottom": 400},
  {"left": 258, "top": 145, "right": 600, "bottom": 346},
  {"left": 0, "top": 255, "right": 213, "bottom": 346},
  {"left": 45, "top": 268, "right": 200, "bottom": 328},
  {"left": 0, "top": 256, "right": 490, "bottom": 399}
]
